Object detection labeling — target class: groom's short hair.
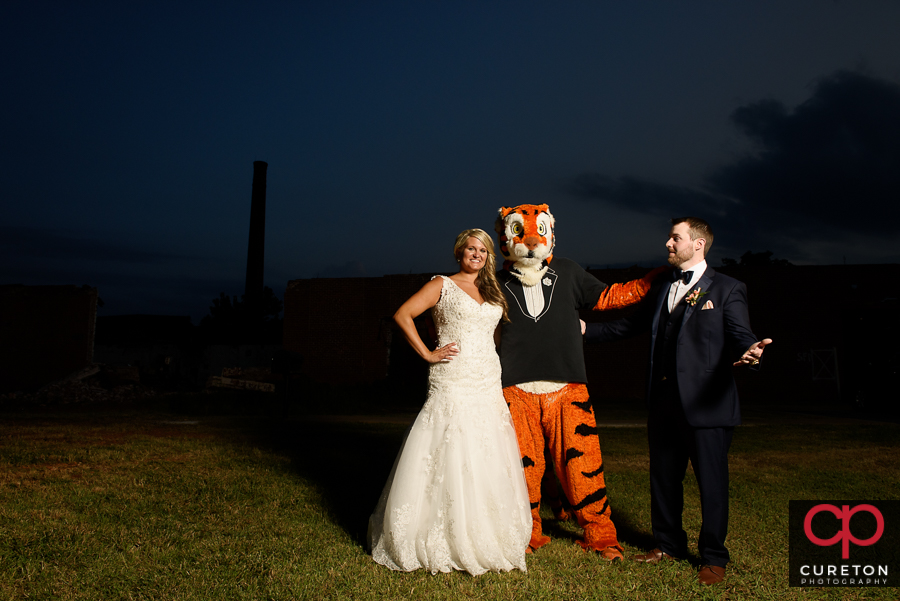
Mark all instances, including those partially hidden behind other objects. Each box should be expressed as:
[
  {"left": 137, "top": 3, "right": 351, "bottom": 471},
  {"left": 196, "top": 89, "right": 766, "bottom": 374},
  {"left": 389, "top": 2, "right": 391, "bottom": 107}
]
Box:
[{"left": 671, "top": 216, "right": 713, "bottom": 256}]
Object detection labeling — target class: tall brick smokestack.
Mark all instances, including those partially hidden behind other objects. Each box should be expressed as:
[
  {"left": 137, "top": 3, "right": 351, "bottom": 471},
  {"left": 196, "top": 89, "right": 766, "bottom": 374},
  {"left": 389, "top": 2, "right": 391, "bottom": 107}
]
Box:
[{"left": 244, "top": 161, "right": 267, "bottom": 304}]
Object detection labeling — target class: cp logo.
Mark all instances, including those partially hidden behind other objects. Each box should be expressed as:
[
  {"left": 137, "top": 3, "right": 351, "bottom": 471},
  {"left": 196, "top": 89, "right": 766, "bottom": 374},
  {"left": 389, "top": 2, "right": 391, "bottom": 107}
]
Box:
[{"left": 804, "top": 504, "right": 884, "bottom": 559}]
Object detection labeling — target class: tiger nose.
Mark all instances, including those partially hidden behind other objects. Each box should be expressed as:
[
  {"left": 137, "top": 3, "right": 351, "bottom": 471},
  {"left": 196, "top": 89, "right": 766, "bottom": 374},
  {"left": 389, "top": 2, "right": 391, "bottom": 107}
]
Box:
[{"left": 523, "top": 236, "right": 540, "bottom": 250}]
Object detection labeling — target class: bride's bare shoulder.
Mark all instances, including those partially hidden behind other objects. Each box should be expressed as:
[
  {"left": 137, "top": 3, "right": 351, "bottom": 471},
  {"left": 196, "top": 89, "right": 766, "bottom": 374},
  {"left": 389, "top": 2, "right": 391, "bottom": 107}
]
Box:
[{"left": 419, "top": 276, "right": 446, "bottom": 298}]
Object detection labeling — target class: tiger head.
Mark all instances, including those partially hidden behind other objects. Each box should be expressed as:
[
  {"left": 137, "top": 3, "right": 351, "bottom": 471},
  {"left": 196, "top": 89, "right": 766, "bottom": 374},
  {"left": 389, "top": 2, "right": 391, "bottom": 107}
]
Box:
[{"left": 495, "top": 204, "right": 555, "bottom": 286}]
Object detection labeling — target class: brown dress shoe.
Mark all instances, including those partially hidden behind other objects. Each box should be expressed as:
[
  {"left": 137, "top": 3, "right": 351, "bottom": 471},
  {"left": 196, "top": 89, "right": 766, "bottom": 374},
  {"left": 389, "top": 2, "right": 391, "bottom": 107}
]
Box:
[
  {"left": 630, "top": 548, "right": 675, "bottom": 564},
  {"left": 697, "top": 565, "right": 726, "bottom": 585}
]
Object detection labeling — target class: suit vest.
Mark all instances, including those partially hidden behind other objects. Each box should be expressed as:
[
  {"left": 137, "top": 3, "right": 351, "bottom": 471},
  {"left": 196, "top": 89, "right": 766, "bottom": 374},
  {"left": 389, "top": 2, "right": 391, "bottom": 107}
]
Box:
[{"left": 652, "top": 293, "right": 688, "bottom": 381}]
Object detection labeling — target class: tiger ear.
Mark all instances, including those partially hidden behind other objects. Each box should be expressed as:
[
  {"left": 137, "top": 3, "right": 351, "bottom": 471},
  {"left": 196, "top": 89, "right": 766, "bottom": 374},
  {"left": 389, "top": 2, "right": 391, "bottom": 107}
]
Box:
[
  {"left": 496, "top": 207, "right": 512, "bottom": 234},
  {"left": 537, "top": 204, "right": 554, "bottom": 225}
]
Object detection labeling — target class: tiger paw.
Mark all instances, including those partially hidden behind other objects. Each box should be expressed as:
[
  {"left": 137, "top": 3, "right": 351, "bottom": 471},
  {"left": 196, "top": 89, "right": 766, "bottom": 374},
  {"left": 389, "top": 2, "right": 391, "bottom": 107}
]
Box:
[
  {"left": 576, "top": 540, "right": 624, "bottom": 561},
  {"left": 598, "top": 546, "right": 624, "bottom": 562},
  {"left": 529, "top": 533, "right": 551, "bottom": 552}
]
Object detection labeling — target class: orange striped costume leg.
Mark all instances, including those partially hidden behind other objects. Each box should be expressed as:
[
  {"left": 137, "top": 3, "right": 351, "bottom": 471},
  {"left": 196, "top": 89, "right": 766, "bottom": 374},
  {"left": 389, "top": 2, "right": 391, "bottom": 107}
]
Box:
[
  {"left": 504, "top": 383, "right": 622, "bottom": 554},
  {"left": 555, "top": 384, "right": 622, "bottom": 554},
  {"left": 504, "top": 385, "right": 551, "bottom": 550}
]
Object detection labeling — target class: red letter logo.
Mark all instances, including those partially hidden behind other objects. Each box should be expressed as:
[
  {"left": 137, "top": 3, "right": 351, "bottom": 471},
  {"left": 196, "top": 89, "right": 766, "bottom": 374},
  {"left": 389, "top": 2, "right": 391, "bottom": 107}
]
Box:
[{"left": 803, "top": 504, "right": 884, "bottom": 559}]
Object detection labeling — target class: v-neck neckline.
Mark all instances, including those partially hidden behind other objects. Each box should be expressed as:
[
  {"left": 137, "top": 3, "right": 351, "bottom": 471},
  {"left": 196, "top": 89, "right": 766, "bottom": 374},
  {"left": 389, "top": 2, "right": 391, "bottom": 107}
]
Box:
[{"left": 446, "top": 276, "right": 486, "bottom": 306}]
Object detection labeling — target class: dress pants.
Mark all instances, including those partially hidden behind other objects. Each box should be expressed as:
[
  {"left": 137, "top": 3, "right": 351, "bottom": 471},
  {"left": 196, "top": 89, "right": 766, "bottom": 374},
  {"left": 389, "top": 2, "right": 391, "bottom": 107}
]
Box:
[{"left": 647, "top": 378, "right": 733, "bottom": 567}]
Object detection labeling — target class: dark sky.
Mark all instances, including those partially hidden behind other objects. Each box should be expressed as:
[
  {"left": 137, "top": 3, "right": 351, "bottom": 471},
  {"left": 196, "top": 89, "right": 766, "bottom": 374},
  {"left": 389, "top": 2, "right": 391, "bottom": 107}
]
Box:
[{"left": 3, "top": 2, "right": 900, "bottom": 321}]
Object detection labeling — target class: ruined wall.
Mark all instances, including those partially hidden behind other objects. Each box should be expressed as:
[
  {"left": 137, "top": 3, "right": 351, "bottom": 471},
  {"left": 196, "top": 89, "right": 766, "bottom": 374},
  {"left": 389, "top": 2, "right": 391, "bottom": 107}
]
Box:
[
  {"left": 93, "top": 314, "right": 282, "bottom": 388},
  {"left": 0, "top": 285, "right": 98, "bottom": 392}
]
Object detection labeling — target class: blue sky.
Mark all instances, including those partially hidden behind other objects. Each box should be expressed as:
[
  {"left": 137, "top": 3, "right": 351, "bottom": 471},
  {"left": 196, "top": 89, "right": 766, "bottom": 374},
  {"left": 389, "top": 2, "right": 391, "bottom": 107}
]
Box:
[{"left": 3, "top": 1, "right": 900, "bottom": 320}]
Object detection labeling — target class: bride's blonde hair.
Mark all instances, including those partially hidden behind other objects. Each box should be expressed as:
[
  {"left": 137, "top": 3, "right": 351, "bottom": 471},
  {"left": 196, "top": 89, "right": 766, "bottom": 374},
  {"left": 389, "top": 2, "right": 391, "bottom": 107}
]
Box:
[{"left": 453, "top": 228, "right": 509, "bottom": 322}]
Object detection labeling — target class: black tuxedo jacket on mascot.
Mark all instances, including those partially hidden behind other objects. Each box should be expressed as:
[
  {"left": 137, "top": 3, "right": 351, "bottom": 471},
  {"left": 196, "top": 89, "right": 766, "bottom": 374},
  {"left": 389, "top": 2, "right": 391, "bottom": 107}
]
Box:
[{"left": 494, "top": 203, "right": 663, "bottom": 558}]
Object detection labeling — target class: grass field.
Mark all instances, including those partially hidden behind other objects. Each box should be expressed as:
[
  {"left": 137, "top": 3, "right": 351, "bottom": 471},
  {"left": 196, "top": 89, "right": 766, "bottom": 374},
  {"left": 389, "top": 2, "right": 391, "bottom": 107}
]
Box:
[{"left": 1, "top": 403, "right": 897, "bottom": 600}]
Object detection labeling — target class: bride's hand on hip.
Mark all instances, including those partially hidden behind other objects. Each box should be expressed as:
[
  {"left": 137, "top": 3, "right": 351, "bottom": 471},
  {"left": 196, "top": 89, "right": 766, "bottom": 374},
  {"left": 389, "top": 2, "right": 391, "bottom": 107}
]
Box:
[{"left": 429, "top": 343, "right": 459, "bottom": 363}]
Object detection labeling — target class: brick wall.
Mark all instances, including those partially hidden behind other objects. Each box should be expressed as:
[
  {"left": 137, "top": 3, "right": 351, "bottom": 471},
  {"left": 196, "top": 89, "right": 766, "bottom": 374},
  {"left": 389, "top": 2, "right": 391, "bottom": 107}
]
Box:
[{"left": 283, "top": 274, "right": 435, "bottom": 384}]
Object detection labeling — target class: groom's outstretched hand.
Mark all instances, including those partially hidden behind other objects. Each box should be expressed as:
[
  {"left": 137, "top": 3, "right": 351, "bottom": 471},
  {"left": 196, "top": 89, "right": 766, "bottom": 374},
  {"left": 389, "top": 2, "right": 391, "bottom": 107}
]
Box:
[{"left": 734, "top": 338, "right": 773, "bottom": 367}]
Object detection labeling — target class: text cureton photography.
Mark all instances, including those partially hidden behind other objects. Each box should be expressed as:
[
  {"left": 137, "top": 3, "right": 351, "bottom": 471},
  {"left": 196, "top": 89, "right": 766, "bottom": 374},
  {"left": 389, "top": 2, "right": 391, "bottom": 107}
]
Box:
[{"left": 789, "top": 500, "right": 899, "bottom": 587}]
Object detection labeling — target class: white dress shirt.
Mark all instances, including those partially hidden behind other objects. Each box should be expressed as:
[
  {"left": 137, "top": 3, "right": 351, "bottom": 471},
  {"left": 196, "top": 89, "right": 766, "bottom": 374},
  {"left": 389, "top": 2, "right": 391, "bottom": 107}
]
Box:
[
  {"left": 667, "top": 259, "right": 707, "bottom": 313},
  {"left": 523, "top": 282, "right": 545, "bottom": 317}
]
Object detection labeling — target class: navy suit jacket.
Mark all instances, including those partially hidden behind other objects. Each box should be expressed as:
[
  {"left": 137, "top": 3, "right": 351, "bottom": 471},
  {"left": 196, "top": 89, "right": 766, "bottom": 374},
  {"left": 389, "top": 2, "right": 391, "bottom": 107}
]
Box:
[{"left": 585, "top": 267, "right": 758, "bottom": 428}]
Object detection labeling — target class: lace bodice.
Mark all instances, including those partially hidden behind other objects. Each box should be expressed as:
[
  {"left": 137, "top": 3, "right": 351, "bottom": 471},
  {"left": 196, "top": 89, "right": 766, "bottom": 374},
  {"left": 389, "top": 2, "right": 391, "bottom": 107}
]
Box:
[
  {"left": 420, "top": 276, "right": 504, "bottom": 424},
  {"left": 431, "top": 275, "right": 502, "bottom": 368}
]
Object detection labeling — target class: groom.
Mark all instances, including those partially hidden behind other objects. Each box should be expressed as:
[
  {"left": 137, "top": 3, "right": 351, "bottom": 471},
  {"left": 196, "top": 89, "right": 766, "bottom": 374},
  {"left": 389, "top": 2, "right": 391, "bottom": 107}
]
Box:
[{"left": 585, "top": 216, "right": 771, "bottom": 586}]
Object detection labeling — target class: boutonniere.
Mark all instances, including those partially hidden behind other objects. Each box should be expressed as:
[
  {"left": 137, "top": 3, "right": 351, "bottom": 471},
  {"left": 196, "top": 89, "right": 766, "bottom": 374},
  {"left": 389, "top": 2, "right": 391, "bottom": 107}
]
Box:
[
  {"left": 542, "top": 277, "right": 552, "bottom": 286},
  {"left": 685, "top": 287, "right": 708, "bottom": 306}
]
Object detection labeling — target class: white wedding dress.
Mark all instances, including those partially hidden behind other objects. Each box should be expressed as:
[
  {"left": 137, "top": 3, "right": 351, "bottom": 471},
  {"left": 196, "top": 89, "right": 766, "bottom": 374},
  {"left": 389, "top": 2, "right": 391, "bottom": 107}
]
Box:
[{"left": 368, "top": 276, "right": 531, "bottom": 575}]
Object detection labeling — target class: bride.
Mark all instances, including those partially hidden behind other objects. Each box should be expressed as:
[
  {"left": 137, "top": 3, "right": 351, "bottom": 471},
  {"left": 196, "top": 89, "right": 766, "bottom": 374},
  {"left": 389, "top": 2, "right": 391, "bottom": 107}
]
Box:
[{"left": 368, "top": 228, "right": 531, "bottom": 575}]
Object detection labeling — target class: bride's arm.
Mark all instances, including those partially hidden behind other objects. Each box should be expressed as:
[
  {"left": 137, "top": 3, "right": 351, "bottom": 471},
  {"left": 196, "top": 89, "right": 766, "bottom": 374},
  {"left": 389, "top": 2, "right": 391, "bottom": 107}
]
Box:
[{"left": 394, "top": 278, "right": 459, "bottom": 364}]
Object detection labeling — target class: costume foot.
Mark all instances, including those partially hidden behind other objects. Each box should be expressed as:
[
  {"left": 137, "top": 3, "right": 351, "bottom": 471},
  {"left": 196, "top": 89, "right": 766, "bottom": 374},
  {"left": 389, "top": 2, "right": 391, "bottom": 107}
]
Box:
[
  {"left": 698, "top": 565, "right": 726, "bottom": 585},
  {"left": 580, "top": 525, "right": 621, "bottom": 555},
  {"left": 598, "top": 546, "right": 623, "bottom": 561},
  {"left": 575, "top": 539, "right": 624, "bottom": 561},
  {"left": 529, "top": 533, "right": 551, "bottom": 551},
  {"left": 630, "top": 548, "right": 678, "bottom": 564}
]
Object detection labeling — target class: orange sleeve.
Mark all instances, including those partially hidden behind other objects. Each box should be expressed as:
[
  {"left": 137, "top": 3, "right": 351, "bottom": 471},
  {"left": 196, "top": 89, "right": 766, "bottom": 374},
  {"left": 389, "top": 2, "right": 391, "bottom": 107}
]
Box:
[{"left": 592, "top": 266, "right": 668, "bottom": 312}]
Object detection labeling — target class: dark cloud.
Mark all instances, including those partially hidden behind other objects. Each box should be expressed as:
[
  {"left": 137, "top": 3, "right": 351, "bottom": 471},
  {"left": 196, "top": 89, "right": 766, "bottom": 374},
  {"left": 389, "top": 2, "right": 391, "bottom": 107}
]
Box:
[
  {"left": 709, "top": 70, "right": 900, "bottom": 236},
  {"left": 564, "top": 70, "right": 900, "bottom": 261},
  {"left": 1, "top": 226, "right": 188, "bottom": 263},
  {"left": 0, "top": 258, "right": 244, "bottom": 320},
  {"left": 560, "top": 175, "right": 755, "bottom": 261},
  {"left": 1, "top": 227, "right": 238, "bottom": 319},
  {"left": 564, "top": 173, "right": 731, "bottom": 218}
]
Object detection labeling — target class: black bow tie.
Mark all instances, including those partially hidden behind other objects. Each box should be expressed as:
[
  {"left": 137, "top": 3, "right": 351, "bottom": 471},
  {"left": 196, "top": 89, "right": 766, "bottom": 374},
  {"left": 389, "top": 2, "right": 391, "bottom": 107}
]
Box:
[{"left": 671, "top": 269, "right": 693, "bottom": 284}]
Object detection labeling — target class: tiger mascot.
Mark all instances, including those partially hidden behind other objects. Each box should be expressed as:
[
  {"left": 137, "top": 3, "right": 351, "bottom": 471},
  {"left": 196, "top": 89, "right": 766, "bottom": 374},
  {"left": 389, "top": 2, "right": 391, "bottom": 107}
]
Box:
[{"left": 495, "top": 203, "right": 664, "bottom": 560}]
